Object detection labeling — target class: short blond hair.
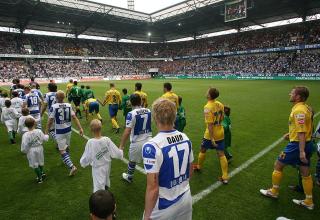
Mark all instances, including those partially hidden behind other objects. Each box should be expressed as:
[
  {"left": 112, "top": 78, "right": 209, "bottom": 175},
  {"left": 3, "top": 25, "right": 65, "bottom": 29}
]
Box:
[
  {"left": 56, "top": 90, "right": 65, "bottom": 102},
  {"left": 152, "top": 98, "right": 176, "bottom": 126},
  {"left": 90, "top": 119, "right": 102, "bottom": 133}
]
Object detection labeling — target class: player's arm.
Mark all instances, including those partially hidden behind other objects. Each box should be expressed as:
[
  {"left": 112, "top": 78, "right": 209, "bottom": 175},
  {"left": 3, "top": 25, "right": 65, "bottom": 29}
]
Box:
[
  {"left": 45, "top": 118, "right": 54, "bottom": 135},
  {"left": 72, "top": 114, "right": 84, "bottom": 136},
  {"left": 108, "top": 138, "right": 124, "bottom": 159},
  {"left": 41, "top": 102, "right": 47, "bottom": 116},
  {"left": 21, "top": 135, "right": 28, "bottom": 154},
  {"left": 298, "top": 132, "right": 307, "bottom": 163},
  {"left": 144, "top": 173, "right": 159, "bottom": 220},
  {"left": 207, "top": 122, "right": 217, "bottom": 146},
  {"left": 80, "top": 143, "right": 92, "bottom": 168},
  {"left": 102, "top": 93, "right": 109, "bottom": 106},
  {"left": 119, "top": 127, "right": 131, "bottom": 150}
]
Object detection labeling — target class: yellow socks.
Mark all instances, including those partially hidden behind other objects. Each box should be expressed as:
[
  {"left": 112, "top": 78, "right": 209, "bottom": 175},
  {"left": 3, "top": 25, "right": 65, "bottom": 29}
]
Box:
[
  {"left": 219, "top": 156, "right": 228, "bottom": 180},
  {"left": 197, "top": 152, "right": 206, "bottom": 169},
  {"left": 111, "top": 118, "right": 119, "bottom": 129},
  {"left": 271, "top": 170, "right": 282, "bottom": 195},
  {"left": 302, "top": 175, "right": 313, "bottom": 205},
  {"left": 97, "top": 113, "right": 102, "bottom": 120}
]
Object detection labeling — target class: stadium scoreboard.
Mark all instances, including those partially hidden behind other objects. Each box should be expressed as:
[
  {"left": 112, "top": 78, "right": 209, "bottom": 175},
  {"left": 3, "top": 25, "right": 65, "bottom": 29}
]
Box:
[{"left": 225, "top": 0, "right": 247, "bottom": 22}]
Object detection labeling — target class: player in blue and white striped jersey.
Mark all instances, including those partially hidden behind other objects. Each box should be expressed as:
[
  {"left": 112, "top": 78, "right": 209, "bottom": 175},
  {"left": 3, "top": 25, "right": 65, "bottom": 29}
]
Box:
[
  {"left": 31, "top": 84, "right": 44, "bottom": 101},
  {"left": 41, "top": 82, "right": 58, "bottom": 142},
  {"left": 119, "top": 94, "right": 152, "bottom": 183},
  {"left": 23, "top": 86, "right": 42, "bottom": 129},
  {"left": 46, "top": 90, "right": 83, "bottom": 176},
  {"left": 13, "top": 84, "right": 25, "bottom": 99},
  {"left": 142, "top": 98, "right": 193, "bottom": 220}
]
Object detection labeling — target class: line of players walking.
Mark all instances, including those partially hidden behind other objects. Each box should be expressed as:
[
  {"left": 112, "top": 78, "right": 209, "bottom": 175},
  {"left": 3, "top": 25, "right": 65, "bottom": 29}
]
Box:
[{"left": 1, "top": 79, "right": 320, "bottom": 219}]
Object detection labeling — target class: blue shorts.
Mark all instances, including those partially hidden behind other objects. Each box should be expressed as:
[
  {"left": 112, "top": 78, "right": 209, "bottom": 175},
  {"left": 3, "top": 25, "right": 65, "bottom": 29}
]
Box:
[
  {"left": 108, "top": 104, "right": 118, "bottom": 117},
  {"left": 89, "top": 102, "right": 99, "bottom": 114},
  {"left": 201, "top": 138, "right": 225, "bottom": 151},
  {"left": 278, "top": 141, "right": 313, "bottom": 167}
]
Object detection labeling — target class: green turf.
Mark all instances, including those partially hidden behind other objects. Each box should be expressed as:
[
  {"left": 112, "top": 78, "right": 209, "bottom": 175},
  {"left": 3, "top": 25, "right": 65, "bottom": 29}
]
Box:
[{"left": 0, "top": 79, "right": 320, "bottom": 219}]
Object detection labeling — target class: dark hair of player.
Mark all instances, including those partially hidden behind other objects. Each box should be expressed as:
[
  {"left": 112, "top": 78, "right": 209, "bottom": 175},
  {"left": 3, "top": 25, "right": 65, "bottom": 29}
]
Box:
[
  {"left": 73, "top": 81, "right": 78, "bottom": 86},
  {"left": 18, "top": 84, "right": 25, "bottom": 89},
  {"left": 81, "top": 85, "right": 85, "bottom": 89},
  {"left": 163, "top": 82, "right": 172, "bottom": 91},
  {"left": 89, "top": 190, "right": 116, "bottom": 219},
  {"left": 2, "top": 92, "right": 8, "bottom": 98},
  {"left": 86, "top": 85, "right": 90, "bottom": 89},
  {"left": 122, "top": 88, "right": 128, "bottom": 94},
  {"left": 25, "top": 117, "right": 35, "bottom": 129},
  {"left": 110, "top": 83, "right": 115, "bottom": 88},
  {"left": 48, "top": 82, "right": 57, "bottom": 92},
  {"left": 5, "top": 99, "right": 11, "bottom": 108},
  {"left": 178, "top": 96, "right": 182, "bottom": 106},
  {"left": 130, "top": 94, "right": 141, "bottom": 107},
  {"left": 21, "top": 108, "right": 30, "bottom": 116},
  {"left": 30, "top": 77, "right": 35, "bottom": 82},
  {"left": 135, "top": 82, "right": 142, "bottom": 91},
  {"left": 208, "top": 87, "right": 219, "bottom": 100},
  {"left": 12, "top": 91, "right": 19, "bottom": 98},
  {"left": 69, "top": 79, "right": 73, "bottom": 83},
  {"left": 224, "top": 106, "right": 231, "bottom": 116},
  {"left": 294, "top": 86, "right": 309, "bottom": 102}
]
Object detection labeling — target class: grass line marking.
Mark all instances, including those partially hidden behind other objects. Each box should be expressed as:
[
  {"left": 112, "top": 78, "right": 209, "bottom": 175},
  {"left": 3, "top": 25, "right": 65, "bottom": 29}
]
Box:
[{"left": 192, "top": 111, "right": 320, "bottom": 204}]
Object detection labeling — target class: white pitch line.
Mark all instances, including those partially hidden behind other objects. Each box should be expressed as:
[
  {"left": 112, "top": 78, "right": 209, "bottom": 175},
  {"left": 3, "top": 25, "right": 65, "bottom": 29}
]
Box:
[{"left": 192, "top": 111, "right": 320, "bottom": 204}]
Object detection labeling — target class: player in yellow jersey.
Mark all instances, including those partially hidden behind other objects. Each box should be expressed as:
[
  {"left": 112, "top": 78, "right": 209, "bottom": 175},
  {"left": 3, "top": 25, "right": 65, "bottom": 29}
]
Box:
[
  {"left": 101, "top": 83, "right": 122, "bottom": 133},
  {"left": 260, "top": 86, "right": 314, "bottom": 210},
  {"left": 84, "top": 98, "right": 102, "bottom": 122},
  {"left": 133, "top": 82, "right": 148, "bottom": 108},
  {"left": 161, "top": 82, "right": 179, "bottom": 109},
  {"left": 193, "top": 87, "right": 229, "bottom": 184},
  {"left": 66, "top": 79, "right": 73, "bottom": 103}
]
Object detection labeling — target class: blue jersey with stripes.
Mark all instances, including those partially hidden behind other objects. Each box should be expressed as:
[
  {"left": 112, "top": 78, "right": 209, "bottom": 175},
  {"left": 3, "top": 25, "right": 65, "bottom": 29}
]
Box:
[
  {"left": 49, "top": 103, "right": 75, "bottom": 135},
  {"left": 142, "top": 130, "right": 193, "bottom": 210},
  {"left": 24, "top": 91, "right": 41, "bottom": 115},
  {"left": 13, "top": 88, "right": 25, "bottom": 98},
  {"left": 44, "top": 92, "right": 56, "bottom": 113},
  {"left": 126, "top": 107, "right": 152, "bottom": 143}
]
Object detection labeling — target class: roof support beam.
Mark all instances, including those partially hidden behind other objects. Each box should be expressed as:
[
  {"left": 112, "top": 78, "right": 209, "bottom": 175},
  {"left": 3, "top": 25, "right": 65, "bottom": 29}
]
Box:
[
  {"left": 74, "top": 6, "right": 113, "bottom": 36},
  {"left": 17, "top": 0, "right": 41, "bottom": 32}
]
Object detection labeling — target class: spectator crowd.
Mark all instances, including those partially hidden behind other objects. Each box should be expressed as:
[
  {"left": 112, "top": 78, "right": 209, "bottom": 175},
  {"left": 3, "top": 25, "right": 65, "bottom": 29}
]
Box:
[{"left": 0, "top": 20, "right": 319, "bottom": 80}]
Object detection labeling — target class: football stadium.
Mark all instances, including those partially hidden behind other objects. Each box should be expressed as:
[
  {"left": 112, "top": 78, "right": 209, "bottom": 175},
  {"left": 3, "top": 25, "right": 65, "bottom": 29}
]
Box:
[{"left": 0, "top": 0, "right": 320, "bottom": 219}]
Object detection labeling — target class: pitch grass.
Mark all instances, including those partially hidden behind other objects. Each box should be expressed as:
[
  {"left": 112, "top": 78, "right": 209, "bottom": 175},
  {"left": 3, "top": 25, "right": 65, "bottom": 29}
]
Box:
[{"left": 0, "top": 79, "right": 320, "bottom": 220}]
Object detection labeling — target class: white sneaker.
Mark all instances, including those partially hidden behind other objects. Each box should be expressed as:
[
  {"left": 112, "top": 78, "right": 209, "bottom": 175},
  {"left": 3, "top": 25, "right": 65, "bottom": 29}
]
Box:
[
  {"left": 69, "top": 166, "right": 77, "bottom": 176},
  {"left": 260, "top": 189, "right": 278, "bottom": 199},
  {"left": 292, "top": 199, "right": 314, "bottom": 210},
  {"left": 122, "top": 173, "right": 132, "bottom": 183}
]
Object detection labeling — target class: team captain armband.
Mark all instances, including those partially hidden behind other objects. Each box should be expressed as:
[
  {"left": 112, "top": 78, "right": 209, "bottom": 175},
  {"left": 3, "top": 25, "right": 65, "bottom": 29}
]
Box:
[{"left": 295, "top": 113, "right": 305, "bottom": 125}]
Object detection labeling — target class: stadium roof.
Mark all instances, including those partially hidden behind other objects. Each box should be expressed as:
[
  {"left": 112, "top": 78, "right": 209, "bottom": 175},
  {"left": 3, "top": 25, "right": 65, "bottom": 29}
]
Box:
[{"left": 0, "top": 0, "right": 319, "bottom": 42}]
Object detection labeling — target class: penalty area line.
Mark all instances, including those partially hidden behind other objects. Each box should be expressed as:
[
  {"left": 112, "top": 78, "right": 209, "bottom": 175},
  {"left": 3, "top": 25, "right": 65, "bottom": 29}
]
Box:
[{"left": 192, "top": 111, "right": 320, "bottom": 205}]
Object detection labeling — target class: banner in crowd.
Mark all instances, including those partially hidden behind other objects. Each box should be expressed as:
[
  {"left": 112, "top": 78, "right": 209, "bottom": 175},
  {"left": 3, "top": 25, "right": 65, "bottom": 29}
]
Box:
[
  {"left": 157, "top": 73, "right": 320, "bottom": 80},
  {"left": 0, "top": 75, "right": 150, "bottom": 86},
  {"left": 173, "top": 44, "right": 320, "bottom": 60}
]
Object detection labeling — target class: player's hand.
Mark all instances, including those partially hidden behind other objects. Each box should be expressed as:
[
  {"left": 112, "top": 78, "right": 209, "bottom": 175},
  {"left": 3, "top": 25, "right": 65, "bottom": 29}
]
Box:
[
  {"left": 211, "top": 140, "right": 217, "bottom": 147},
  {"left": 79, "top": 128, "right": 84, "bottom": 136},
  {"left": 283, "top": 133, "right": 289, "bottom": 140},
  {"left": 299, "top": 151, "right": 308, "bottom": 164}
]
